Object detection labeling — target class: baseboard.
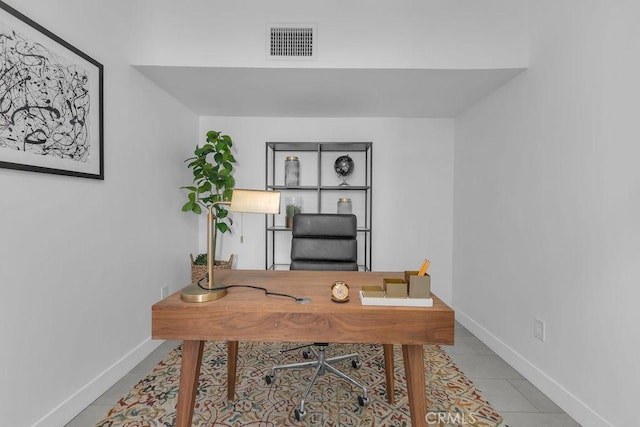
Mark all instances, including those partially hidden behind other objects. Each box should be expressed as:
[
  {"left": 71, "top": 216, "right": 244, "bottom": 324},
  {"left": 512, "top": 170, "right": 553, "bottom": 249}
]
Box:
[
  {"left": 454, "top": 310, "right": 611, "bottom": 427},
  {"left": 32, "top": 338, "right": 163, "bottom": 427}
]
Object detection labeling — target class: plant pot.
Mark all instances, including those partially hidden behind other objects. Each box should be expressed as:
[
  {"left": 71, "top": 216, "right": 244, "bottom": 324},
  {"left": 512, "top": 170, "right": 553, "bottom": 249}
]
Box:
[
  {"left": 285, "top": 215, "right": 294, "bottom": 228},
  {"left": 284, "top": 196, "right": 303, "bottom": 229},
  {"left": 190, "top": 253, "right": 234, "bottom": 284}
]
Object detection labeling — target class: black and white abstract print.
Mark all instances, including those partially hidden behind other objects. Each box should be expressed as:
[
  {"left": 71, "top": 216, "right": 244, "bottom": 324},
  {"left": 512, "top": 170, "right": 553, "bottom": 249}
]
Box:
[{"left": 0, "top": 21, "right": 92, "bottom": 162}]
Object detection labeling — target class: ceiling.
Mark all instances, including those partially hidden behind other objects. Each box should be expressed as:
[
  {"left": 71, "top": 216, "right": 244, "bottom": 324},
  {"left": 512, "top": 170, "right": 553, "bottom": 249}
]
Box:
[{"left": 134, "top": 66, "right": 525, "bottom": 118}]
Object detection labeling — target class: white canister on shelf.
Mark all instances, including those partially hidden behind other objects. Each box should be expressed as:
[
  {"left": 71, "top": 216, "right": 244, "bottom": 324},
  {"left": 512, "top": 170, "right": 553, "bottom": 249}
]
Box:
[
  {"left": 284, "top": 156, "right": 300, "bottom": 186},
  {"left": 337, "top": 197, "right": 352, "bottom": 214}
]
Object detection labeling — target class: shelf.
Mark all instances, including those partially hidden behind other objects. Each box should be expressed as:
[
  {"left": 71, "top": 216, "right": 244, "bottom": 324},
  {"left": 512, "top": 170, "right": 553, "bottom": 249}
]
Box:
[
  {"left": 267, "top": 226, "right": 371, "bottom": 232},
  {"left": 266, "top": 142, "right": 320, "bottom": 151},
  {"left": 268, "top": 263, "right": 370, "bottom": 271},
  {"left": 268, "top": 185, "right": 371, "bottom": 191},
  {"left": 320, "top": 142, "right": 371, "bottom": 151},
  {"left": 319, "top": 185, "right": 370, "bottom": 191},
  {"left": 267, "top": 185, "right": 319, "bottom": 191},
  {"left": 267, "top": 142, "right": 371, "bottom": 152},
  {"left": 267, "top": 226, "right": 293, "bottom": 231},
  {"left": 268, "top": 263, "right": 292, "bottom": 271}
]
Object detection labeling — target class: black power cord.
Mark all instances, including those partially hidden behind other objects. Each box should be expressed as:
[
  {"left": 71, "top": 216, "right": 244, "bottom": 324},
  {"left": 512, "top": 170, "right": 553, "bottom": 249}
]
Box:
[{"left": 196, "top": 275, "right": 311, "bottom": 304}]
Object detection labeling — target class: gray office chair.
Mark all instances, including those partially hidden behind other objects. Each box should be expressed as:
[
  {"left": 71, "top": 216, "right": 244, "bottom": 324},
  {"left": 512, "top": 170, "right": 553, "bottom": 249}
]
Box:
[{"left": 264, "top": 213, "right": 367, "bottom": 421}]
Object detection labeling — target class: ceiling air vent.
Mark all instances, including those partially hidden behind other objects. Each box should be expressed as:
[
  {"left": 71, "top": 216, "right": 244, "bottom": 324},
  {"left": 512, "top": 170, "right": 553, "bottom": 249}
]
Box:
[{"left": 267, "top": 24, "right": 317, "bottom": 60}]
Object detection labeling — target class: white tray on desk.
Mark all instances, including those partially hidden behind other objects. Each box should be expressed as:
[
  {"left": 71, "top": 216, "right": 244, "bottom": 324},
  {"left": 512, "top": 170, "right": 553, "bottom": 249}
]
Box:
[{"left": 359, "top": 291, "right": 433, "bottom": 307}]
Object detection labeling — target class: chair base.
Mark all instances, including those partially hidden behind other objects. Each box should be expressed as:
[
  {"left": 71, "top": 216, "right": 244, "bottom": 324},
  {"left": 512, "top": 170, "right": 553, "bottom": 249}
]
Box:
[{"left": 264, "top": 345, "right": 368, "bottom": 421}]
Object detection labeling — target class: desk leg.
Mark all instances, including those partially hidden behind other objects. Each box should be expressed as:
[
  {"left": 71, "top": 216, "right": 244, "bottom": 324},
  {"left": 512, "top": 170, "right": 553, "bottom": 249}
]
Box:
[
  {"left": 175, "top": 340, "right": 205, "bottom": 427},
  {"left": 227, "top": 340, "right": 238, "bottom": 400},
  {"left": 402, "top": 344, "right": 427, "bottom": 427},
  {"left": 383, "top": 344, "right": 395, "bottom": 404}
]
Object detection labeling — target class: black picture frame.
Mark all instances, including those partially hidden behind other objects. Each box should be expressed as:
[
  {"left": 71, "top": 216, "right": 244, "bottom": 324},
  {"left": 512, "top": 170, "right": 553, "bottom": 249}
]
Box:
[{"left": 0, "top": 1, "right": 104, "bottom": 179}]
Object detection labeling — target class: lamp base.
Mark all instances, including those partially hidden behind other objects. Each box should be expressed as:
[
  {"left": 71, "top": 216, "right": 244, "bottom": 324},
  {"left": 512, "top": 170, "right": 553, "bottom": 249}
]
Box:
[{"left": 180, "top": 283, "right": 228, "bottom": 303}]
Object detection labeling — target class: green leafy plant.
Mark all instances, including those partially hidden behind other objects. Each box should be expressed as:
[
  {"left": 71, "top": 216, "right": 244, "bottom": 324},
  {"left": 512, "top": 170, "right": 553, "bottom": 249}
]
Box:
[
  {"left": 181, "top": 130, "right": 236, "bottom": 234},
  {"left": 286, "top": 204, "right": 302, "bottom": 218},
  {"left": 193, "top": 254, "right": 208, "bottom": 265},
  {"left": 285, "top": 203, "right": 302, "bottom": 228}
]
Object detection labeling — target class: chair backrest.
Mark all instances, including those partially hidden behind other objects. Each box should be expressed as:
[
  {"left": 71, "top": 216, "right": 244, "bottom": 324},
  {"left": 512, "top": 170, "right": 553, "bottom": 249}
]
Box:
[{"left": 290, "top": 213, "right": 358, "bottom": 271}]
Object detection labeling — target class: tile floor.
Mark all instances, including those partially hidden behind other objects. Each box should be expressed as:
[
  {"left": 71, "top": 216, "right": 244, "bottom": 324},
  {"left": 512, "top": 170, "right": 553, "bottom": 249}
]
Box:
[
  {"left": 66, "top": 322, "right": 581, "bottom": 426},
  {"left": 445, "top": 323, "right": 581, "bottom": 427}
]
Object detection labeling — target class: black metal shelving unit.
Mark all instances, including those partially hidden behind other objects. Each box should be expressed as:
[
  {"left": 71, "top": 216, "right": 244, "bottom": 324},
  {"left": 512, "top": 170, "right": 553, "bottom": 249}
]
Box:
[{"left": 265, "top": 142, "right": 372, "bottom": 271}]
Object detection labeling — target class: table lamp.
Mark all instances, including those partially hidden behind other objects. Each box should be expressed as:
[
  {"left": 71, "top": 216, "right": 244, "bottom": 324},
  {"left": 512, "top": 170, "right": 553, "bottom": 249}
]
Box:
[{"left": 181, "top": 189, "right": 281, "bottom": 302}]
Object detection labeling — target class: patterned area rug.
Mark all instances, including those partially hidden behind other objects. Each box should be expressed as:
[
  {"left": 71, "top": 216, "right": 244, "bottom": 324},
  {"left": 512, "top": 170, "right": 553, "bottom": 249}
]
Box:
[{"left": 98, "top": 341, "right": 504, "bottom": 426}]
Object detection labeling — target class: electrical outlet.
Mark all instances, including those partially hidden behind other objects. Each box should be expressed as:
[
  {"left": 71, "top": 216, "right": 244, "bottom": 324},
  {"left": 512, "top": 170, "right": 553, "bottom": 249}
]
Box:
[
  {"left": 534, "top": 318, "right": 546, "bottom": 342},
  {"left": 161, "top": 286, "right": 169, "bottom": 299}
]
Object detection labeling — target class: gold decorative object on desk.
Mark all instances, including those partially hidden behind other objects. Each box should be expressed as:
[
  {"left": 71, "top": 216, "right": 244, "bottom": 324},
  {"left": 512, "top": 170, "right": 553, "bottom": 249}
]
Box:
[
  {"left": 404, "top": 271, "right": 431, "bottom": 299},
  {"left": 331, "top": 281, "right": 350, "bottom": 303},
  {"left": 361, "top": 285, "right": 385, "bottom": 298},
  {"left": 383, "top": 278, "right": 408, "bottom": 298},
  {"left": 359, "top": 258, "right": 433, "bottom": 307}
]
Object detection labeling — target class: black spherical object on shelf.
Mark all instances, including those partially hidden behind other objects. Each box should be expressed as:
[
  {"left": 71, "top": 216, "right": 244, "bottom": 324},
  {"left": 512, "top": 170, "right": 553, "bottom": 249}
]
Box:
[{"left": 334, "top": 155, "right": 354, "bottom": 186}]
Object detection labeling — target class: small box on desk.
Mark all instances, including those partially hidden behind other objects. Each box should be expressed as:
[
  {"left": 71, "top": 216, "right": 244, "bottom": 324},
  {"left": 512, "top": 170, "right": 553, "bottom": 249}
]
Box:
[
  {"left": 404, "top": 271, "right": 431, "bottom": 299},
  {"left": 383, "top": 278, "right": 408, "bottom": 298},
  {"left": 361, "top": 285, "right": 385, "bottom": 298}
]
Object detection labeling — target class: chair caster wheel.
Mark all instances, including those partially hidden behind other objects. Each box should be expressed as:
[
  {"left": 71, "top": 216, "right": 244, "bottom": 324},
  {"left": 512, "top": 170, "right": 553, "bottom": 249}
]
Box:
[
  {"left": 352, "top": 359, "right": 362, "bottom": 369},
  {"left": 264, "top": 374, "right": 274, "bottom": 385},
  {"left": 358, "top": 395, "right": 369, "bottom": 406},
  {"left": 302, "top": 351, "right": 310, "bottom": 359},
  {"left": 294, "top": 408, "right": 306, "bottom": 421}
]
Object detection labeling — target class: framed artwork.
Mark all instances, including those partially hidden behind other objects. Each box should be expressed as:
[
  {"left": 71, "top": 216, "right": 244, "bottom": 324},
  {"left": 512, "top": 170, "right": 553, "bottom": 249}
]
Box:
[{"left": 0, "top": 1, "right": 104, "bottom": 179}]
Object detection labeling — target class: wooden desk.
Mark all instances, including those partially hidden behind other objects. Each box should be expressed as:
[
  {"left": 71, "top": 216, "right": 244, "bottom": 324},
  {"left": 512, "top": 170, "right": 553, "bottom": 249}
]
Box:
[{"left": 152, "top": 270, "right": 454, "bottom": 427}]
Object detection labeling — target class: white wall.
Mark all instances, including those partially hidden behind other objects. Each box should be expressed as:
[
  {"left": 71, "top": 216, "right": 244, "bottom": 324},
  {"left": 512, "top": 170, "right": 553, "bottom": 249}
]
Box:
[
  {"left": 131, "top": 0, "right": 527, "bottom": 69},
  {"left": 0, "top": 1, "right": 198, "bottom": 425},
  {"left": 0, "top": 1, "right": 549, "bottom": 425},
  {"left": 197, "top": 117, "right": 455, "bottom": 302},
  {"left": 453, "top": 1, "right": 640, "bottom": 426}
]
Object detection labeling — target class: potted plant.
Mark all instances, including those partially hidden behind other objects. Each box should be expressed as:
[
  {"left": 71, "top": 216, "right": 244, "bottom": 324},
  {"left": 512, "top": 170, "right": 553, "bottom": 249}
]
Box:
[
  {"left": 285, "top": 196, "right": 303, "bottom": 228},
  {"left": 181, "top": 130, "right": 236, "bottom": 278}
]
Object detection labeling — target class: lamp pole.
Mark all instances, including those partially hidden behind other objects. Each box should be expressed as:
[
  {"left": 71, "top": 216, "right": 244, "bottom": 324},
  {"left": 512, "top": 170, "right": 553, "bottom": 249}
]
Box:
[
  {"left": 206, "top": 201, "right": 230, "bottom": 290},
  {"left": 181, "top": 201, "right": 230, "bottom": 302}
]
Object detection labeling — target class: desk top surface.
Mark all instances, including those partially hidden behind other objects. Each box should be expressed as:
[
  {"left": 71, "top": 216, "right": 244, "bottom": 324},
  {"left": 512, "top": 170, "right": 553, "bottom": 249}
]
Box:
[{"left": 152, "top": 269, "right": 454, "bottom": 345}]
